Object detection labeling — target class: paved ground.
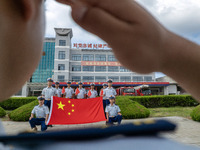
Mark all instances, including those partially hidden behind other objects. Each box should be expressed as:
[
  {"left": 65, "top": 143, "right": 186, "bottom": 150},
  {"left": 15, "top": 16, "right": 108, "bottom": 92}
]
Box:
[{"left": 1, "top": 116, "right": 200, "bottom": 148}]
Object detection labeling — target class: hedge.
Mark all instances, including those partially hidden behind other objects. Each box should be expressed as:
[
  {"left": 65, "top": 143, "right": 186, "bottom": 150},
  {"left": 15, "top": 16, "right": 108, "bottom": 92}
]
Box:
[
  {"left": 9, "top": 100, "right": 38, "bottom": 121},
  {"left": 116, "top": 97, "right": 150, "bottom": 119},
  {"left": 191, "top": 105, "right": 200, "bottom": 122},
  {"left": 9, "top": 97, "right": 150, "bottom": 121},
  {"left": 129, "top": 95, "right": 198, "bottom": 108},
  {"left": 0, "top": 107, "right": 6, "bottom": 117},
  {"left": 0, "top": 97, "right": 37, "bottom": 110}
]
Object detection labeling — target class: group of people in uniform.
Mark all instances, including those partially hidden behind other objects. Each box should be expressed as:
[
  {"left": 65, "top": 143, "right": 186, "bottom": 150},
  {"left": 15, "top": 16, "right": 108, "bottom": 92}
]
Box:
[{"left": 29, "top": 78, "right": 123, "bottom": 132}]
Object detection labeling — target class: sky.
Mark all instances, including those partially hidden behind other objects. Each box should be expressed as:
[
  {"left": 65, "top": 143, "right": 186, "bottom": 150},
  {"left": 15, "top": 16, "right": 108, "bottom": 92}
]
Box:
[{"left": 45, "top": 0, "right": 200, "bottom": 78}]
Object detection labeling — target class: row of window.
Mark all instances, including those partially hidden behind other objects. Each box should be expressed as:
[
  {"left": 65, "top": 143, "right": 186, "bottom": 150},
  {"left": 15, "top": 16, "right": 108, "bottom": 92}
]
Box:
[
  {"left": 71, "top": 54, "right": 117, "bottom": 61},
  {"left": 58, "top": 64, "right": 130, "bottom": 72},
  {"left": 58, "top": 51, "right": 117, "bottom": 62},
  {"left": 57, "top": 76, "right": 153, "bottom": 82}
]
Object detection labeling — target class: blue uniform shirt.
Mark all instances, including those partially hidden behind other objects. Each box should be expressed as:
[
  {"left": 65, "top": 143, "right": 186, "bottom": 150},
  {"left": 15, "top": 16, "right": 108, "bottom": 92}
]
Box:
[
  {"left": 42, "top": 87, "right": 57, "bottom": 100},
  {"left": 31, "top": 105, "right": 49, "bottom": 118},
  {"left": 104, "top": 87, "right": 117, "bottom": 99},
  {"left": 105, "top": 104, "right": 121, "bottom": 117},
  {"left": 65, "top": 87, "right": 75, "bottom": 98},
  {"left": 55, "top": 88, "right": 62, "bottom": 97}
]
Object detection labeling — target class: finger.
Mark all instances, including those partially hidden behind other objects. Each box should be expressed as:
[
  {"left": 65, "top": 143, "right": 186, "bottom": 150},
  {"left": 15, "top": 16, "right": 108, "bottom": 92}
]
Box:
[
  {"left": 71, "top": 1, "right": 130, "bottom": 44},
  {"left": 79, "top": 0, "right": 151, "bottom": 24}
]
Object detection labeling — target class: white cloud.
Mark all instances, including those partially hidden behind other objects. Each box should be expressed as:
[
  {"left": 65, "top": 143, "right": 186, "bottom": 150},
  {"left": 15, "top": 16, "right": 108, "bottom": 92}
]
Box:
[{"left": 45, "top": 0, "right": 104, "bottom": 44}]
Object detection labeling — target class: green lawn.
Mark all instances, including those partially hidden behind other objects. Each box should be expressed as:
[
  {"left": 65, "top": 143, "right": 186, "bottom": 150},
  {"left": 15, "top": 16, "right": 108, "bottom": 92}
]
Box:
[{"left": 149, "top": 107, "right": 195, "bottom": 119}]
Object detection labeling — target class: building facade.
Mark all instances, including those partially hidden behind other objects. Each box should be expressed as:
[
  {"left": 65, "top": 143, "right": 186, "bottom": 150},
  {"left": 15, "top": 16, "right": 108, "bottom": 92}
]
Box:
[
  {"left": 31, "top": 38, "right": 55, "bottom": 83},
  {"left": 53, "top": 28, "right": 155, "bottom": 83}
]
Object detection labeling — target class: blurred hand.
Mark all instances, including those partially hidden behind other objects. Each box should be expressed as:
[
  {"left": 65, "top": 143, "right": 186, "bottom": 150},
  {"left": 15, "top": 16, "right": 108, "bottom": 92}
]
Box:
[{"left": 56, "top": 0, "right": 170, "bottom": 74}]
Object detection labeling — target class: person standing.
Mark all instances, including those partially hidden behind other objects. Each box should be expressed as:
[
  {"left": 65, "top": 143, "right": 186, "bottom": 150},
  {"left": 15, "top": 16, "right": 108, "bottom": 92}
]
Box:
[
  {"left": 100, "top": 83, "right": 108, "bottom": 112},
  {"left": 87, "top": 83, "right": 98, "bottom": 98},
  {"left": 104, "top": 79, "right": 117, "bottom": 106},
  {"left": 65, "top": 81, "right": 75, "bottom": 99},
  {"left": 55, "top": 81, "right": 62, "bottom": 97},
  {"left": 42, "top": 78, "right": 57, "bottom": 109},
  {"left": 75, "top": 82, "right": 86, "bottom": 99},
  {"left": 105, "top": 96, "right": 122, "bottom": 125},
  {"left": 29, "top": 96, "right": 49, "bottom": 132}
]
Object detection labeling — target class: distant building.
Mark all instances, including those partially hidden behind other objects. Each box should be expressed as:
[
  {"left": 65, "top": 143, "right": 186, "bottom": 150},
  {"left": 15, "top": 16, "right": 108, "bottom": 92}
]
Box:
[{"left": 31, "top": 38, "right": 55, "bottom": 83}]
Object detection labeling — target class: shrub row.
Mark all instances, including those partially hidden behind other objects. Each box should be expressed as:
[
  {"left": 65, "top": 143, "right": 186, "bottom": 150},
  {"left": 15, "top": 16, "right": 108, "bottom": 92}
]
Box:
[
  {"left": 128, "top": 95, "right": 198, "bottom": 108},
  {"left": 0, "top": 97, "right": 37, "bottom": 110},
  {"left": 0, "top": 107, "right": 6, "bottom": 117},
  {"left": 191, "top": 105, "right": 200, "bottom": 122},
  {"left": 116, "top": 97, "right": 150, "bottom": 119},
  {"left": 9, "top": 97, "right": 150, "bottom": 121},
  {"left": 9, "top": 100, "right": 38, "bottom": 121}
]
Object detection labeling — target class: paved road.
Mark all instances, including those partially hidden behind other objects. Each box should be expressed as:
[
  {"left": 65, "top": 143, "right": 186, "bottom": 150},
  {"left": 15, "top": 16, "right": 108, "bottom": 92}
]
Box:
[{"left": 1, "top": 117, "right": 200, "bottom": 148}]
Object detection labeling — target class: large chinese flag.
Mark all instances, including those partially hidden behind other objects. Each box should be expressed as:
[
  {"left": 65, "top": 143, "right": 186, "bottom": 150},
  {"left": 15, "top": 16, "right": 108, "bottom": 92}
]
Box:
[{"left": 47, "top": 96, "right": 106, "bottom": 125}]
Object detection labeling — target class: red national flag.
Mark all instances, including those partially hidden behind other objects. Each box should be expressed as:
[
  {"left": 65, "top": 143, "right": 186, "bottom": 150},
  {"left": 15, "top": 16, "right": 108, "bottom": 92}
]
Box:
[
  {"left": 100, "top": 89, "right": 104, "bottom": 97},
  {"left": 88, "top": 90, "right": 92, "bottom": 97},
  {"left": 75, "top": 88, "right": 80, "bottom": 95},
  {"left": 62, "top": 87, "right": 65, "bottom": 94},
  {"left": 47, "top": 97, "right": 106, "bottom": 125}
]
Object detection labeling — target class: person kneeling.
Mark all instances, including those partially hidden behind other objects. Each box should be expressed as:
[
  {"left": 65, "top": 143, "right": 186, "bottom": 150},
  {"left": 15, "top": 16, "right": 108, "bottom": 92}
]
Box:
[
  {"left": 29, "top": 96, "right": 49, "bottom": 132},
  {"left": 105, "top": 96, "right": 122, "bottom": 125}
]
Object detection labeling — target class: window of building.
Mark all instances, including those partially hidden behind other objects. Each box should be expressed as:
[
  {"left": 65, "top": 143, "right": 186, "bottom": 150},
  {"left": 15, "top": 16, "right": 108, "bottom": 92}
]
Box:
[
  {"left": 72, "top": 54, "right": 81, "bottom": 61},
  {"left": 83, "top": 66, "right": 94, "bottom": 72},
  {"left": 95, "top": 54, "right": 106, "bottom": 61},
  {"left": 133, "top": 76, "right": 143, "bottom": 82},
  {"left": 120, "top": 76, "right": 131, "bottom": 82},
  {"left": 58, "top": 75, "right": 65, "bottom": 82},
  {"left": 108, "top": 76, "right": 119, "bottom": 82},
  {"left": 83, "top": 76, "right": 94, "bottom": 82},
  {"left": 83, "top": 54, "right": 94, "bottom": 61},
  {"left": 144, "top": 76, "right": 153, "bottom": 82},
  {"left": 59, "top": 40, "right": 66, "bottom": 46},
  {"left": 72, "top": 76, "right": 81, "bottom": 82},
  {"left": 95, "top": 66, "right": 106, "bottom": 72},
  {"left": 58, "top": 64, "right": 65, "bottom": 70},
  {"left": 58, "top": 51, "right": 65, "bottom": 59},
  {"left": 108, "top": 55, "right": 117, "bottom": 61},
  {"left": 72, "top": 65, "right": 81, "bottom": 71},
  {"left": 95, "top": 76, "right": 106, "bottom": 82},
  {"left": 120, "top": 66, "right": 130, "bottom": 72},
  {"left": 108, "top": 66, "right": 119, "bottom": 72}
]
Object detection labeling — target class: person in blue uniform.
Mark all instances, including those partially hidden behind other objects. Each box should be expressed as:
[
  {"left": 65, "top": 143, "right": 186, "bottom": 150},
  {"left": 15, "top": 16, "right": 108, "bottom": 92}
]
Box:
[
  {"left": 29, "top": 96, "right": 49, "bottom": 132},
  {"left": 103, "top": 79, "right": 117, "bottom": 107},
  {"left": 105, "top": 96, "right": 122, "bottom": 125},
  {"left": 42, "top": 78, "right": 57, "bottom": 109},
  {"left": 75, "top": 82, "right": 87, "bottom": 99},
  {"left": 65, "top": 81, "right": 75, "bottom": 99},
  {"left": 55, "top": 81, "right": 62, "bottom": 97},
  {"left": 87, "top": 83, "right": 98, "bottom": 98}
]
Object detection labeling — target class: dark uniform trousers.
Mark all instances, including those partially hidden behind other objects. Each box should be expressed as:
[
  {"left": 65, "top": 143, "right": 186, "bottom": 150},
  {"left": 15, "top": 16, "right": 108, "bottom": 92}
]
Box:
[
  {"left": 29, "top": 118, "right": 47, "bottom": 131},
  {"left": 103, "top": 99, "right": 110, "bottom": 118},
  {"left": 44, "top": 100, "right": 51, "bottom": 110},
  {"left": 108, "top": 115, "right": 122, "bottom": 125}
]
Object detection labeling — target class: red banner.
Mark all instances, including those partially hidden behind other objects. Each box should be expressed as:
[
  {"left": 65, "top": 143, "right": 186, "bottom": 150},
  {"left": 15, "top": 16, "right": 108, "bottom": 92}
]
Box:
[{"left": 47, "top": 97, "right": 106, "bottom": 125}]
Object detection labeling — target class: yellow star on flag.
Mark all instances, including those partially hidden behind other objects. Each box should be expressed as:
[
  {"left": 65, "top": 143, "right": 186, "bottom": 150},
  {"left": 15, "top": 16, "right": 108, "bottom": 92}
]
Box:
[{"left": 57, "top": 101, "right": 65, "bottom": 110}]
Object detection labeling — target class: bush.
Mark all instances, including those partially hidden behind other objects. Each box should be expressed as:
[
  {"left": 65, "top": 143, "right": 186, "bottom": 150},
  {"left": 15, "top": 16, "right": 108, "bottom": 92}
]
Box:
[
  {"left": 0, "top": 97, "right": 37, "bottom": 110},
  {"left": 129, "top": 95, "right": 198, "bottom": 108},
  {"left": 116, "top": 96, "right": 150, "bottom": 119},
  {"left": 191, "top": 105, "right": 200, "bottom": 121},
  {"left": 0, "top": 107, "right": 6, "bottom": 117},
  {"left": 9, "top": 100, "right": 38, "bottom": 121}
]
